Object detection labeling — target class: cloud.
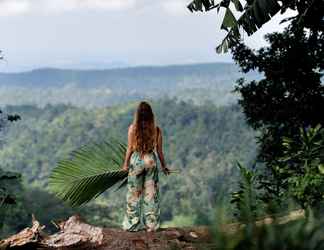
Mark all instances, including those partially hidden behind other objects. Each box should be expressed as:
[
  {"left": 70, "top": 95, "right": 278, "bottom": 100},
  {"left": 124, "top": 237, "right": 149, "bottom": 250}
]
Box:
[
  {"left": 0, "top": 0, "right": 31, "bottom": 16},
  {"left": 0, "top": 0, "right": 137, "bottom": 16},
  {"left": 48, "top": 0, "right": 137, "bottom": 11},
  {"left": 161, "top": 0, "right": 190, "bottom": 16},
  {"left": 0, "top": 0, "right": 192, "bottom": 16}
]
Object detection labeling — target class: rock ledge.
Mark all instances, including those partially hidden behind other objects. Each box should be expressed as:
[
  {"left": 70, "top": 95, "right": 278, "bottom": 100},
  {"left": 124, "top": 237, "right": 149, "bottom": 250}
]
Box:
[{"left": 0, "top": 214, "right": 213, "bottom": 250}]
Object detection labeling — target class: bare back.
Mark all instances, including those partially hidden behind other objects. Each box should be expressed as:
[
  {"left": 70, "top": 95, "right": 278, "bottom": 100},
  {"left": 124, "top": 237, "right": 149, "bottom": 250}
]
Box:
[{"left": 128, "top": 124, "right": 160, "bottom": 153}]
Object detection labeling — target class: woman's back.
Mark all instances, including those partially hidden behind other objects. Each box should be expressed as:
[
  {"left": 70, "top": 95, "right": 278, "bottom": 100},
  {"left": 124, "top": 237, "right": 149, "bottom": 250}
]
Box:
[
  {"left": 129, "top": 124, "right": 160, "bottom": 155},
  {"left": 121, "top": 101, "right": 169, "bottom": 232}
]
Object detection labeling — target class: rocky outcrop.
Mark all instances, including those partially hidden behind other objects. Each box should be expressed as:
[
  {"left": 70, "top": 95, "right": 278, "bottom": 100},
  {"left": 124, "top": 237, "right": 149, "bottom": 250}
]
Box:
[{"left": 0, "top": 214, "right": 213, "bottom": 250}]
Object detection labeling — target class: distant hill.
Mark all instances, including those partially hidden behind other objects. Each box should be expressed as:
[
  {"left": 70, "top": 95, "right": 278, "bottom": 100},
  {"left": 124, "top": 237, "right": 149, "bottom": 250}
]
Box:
[
  {"left": 0, "top": 63, "right": 257, "bottom": 88},
  {"left": 0, "top": 63, "right": 259, "bottom": 107}
]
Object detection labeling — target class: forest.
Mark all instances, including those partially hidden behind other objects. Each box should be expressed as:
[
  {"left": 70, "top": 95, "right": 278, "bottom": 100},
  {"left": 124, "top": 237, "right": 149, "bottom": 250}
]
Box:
[
  {"left": 0, "top": 0, "right": 323, "bottom": 249},
  {"left": 0, "top": 98, "right": 257, "bottom": 238}
]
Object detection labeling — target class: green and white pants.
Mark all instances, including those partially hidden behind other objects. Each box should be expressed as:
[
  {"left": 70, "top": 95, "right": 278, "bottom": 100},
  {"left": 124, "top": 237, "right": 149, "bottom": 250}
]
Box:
[{"left": 122, "top": 151, "right": 160, "bottom": 231}]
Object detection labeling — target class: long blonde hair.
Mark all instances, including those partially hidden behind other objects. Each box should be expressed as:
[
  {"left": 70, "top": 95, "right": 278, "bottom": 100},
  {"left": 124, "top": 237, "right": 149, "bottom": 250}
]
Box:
[{"left": 132, "top": 101, "right": 157, "bottom": 157}]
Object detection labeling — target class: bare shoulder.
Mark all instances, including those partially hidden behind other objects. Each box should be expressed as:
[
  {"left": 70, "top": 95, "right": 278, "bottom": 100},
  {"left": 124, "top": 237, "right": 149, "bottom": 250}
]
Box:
[{"left": 128, "top": 123, "right": 135, "bottom": 134}]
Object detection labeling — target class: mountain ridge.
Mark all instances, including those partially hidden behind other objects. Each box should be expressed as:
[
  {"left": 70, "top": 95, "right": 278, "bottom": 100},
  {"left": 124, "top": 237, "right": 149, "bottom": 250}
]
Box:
[
  {"left": 0, "top": 62, "right": 253, "bottom": 88},
  {"left": 0, "top": 62, "right": 235, "bottom": 74}
]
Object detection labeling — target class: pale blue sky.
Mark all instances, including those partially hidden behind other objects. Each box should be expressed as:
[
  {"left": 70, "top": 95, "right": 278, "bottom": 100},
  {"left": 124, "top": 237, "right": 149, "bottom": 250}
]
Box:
[{"left": 0, "top": 0, "right": 294, "bottom": 72}]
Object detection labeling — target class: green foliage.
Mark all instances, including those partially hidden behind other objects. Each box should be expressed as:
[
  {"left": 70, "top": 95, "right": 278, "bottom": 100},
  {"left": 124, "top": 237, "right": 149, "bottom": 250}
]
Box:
[
  {"left": 187, "top": 0, "right": 324, "bottom": 53},
  {"left": 231, "top": 23, "right": 324, "bottom": 202},
  {"left": 230, "top": 124, "right": 324, "bottom": 216},
  {"left": 213, "top": 162, "right": 324, "bottom": 250},
  {"left": 233, "top": 26, "right": 323, "bottom": 135},
  {"left": 0, "top": 108, "right": 21, "bottom": 235},
  {"left": 0, "top": 109, "right": 21, "bottom": 145},
  {"left": 230, "top": 162, "right": 259, "bottom": 222},
  {"left": 0, "top": 168, "right": 21, "bottom": 207},
  {"left": 222, "top": 125, "right": 324, "bottom": 248},
  {"left": 49, "top": 139, "right": 128, "bottom": 207},
  {"left": 277, "top": 124, "right": 324, "bottom": 209},
  {"left": 211, "top": 214, "right": 324, "bottom": 250},
  {"left": 0, "top": 168, "right": 22, "bottom": 233},
  {"left": 212, "top": 170, "right": 324, "bottom": 249}
]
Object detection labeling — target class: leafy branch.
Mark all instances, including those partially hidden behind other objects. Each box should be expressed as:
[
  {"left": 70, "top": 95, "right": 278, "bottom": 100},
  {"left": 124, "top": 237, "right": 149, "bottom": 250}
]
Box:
[{"left": 187, "top": 0, "right": 323, "bottom": 53}]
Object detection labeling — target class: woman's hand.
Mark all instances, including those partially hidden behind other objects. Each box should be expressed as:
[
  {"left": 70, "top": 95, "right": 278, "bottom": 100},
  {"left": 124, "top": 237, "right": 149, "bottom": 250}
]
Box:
[
  {"left": 161, "top": 166, "right": 170, "bottom": 176},
  {"left": 122, "top": 164, "right": 129, "bottom": 172}
]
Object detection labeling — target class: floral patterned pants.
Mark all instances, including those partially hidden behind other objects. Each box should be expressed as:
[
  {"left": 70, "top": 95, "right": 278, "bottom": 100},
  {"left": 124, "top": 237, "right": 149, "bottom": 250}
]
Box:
[{"left": 122, "top": 151, "right": 160, "bottom": 231}]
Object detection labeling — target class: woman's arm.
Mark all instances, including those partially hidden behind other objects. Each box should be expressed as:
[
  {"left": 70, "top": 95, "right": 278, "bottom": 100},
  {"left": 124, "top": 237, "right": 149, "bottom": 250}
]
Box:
[
  {"left": 156, "top": 127, "right": 170, "bottom": 175},
  {"left": 122, "top": 124, "right": 134, "bottom": 171}
]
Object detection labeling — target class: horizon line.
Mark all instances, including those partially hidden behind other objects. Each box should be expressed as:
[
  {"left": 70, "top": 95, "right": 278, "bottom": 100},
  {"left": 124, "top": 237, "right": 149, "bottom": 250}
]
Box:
[{"left": 0, "top": 61, "right": 236, "bottom": 74}]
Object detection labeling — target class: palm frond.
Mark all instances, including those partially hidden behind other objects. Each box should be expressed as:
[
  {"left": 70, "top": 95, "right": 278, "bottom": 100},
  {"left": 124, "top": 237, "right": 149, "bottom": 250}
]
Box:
[
  {"left": 115, "top": 177, "right": 128, "bottom": 191},
  {"left": 48, "top": 138, "right": 128, "bottom": 207}
]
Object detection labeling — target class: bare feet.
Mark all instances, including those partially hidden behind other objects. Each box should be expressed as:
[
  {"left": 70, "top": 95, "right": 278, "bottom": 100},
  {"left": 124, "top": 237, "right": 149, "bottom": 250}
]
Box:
[{"left": 146, "top": 228, "right": 156, "bottom": 233}]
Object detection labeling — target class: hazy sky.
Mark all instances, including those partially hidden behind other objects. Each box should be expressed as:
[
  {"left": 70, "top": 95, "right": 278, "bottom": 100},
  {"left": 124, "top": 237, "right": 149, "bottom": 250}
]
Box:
[{"left": 0, "top": 0, "right": 294, "bottom": 71}]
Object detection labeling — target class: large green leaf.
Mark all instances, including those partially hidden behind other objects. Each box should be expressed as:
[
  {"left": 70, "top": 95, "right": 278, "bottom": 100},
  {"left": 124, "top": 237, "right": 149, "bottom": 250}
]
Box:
[
  {"left": 250, "top": 0, "right": 281, "bottom": 29},
  {"left": 221, "top": 8, "right": 237, "bottom": 31},
  {"left": 188, "top": 0, "right": 216, "bottom": 12},
  {"left": 48, "top": 138, "right": 128, "bottom": 207},
  {"left": 232, "top": 0, "right": 243, "bottom": 12}
]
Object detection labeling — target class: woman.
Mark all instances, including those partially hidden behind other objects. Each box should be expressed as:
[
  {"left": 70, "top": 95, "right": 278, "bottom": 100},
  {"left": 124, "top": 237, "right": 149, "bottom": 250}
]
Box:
[{"left": 121, "top": 101, "right": 170, "bottom": 232}]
